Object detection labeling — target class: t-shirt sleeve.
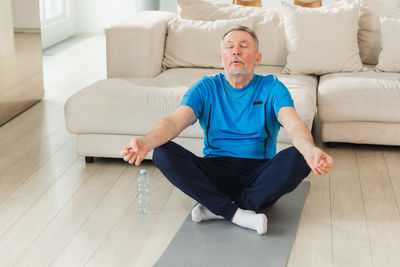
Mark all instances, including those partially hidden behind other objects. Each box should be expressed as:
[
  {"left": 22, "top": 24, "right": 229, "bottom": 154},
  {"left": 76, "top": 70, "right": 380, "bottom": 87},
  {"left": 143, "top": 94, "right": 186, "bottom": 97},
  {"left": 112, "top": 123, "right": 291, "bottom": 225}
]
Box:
[
  {"left": 179, "top": 79, "right": 204, "bottom": 121},
  {"left": 271, "top": 77, "right": 295, "bottom": 120}
]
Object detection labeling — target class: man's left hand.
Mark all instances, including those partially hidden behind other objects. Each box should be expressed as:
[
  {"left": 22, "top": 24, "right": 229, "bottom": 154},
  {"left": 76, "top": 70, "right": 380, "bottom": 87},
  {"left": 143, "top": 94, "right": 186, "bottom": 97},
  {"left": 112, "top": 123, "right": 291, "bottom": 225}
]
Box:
[{"left": 305, "top": 147, "right": 334, "bottom": 176}]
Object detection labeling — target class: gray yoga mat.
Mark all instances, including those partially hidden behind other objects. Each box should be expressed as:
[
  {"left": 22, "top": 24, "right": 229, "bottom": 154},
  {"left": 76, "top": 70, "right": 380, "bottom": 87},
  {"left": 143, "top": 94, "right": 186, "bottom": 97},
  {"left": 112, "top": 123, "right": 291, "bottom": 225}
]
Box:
[{"left": 154, "top": 181, "right": 310, "bottom": 267}]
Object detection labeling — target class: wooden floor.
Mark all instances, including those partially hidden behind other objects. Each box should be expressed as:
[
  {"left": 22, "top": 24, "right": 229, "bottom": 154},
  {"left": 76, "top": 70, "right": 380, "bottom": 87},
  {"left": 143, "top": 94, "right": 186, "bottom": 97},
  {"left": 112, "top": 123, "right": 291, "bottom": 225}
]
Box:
[{"left": 0, "top": 34, "right": 400, "bottom": 267}]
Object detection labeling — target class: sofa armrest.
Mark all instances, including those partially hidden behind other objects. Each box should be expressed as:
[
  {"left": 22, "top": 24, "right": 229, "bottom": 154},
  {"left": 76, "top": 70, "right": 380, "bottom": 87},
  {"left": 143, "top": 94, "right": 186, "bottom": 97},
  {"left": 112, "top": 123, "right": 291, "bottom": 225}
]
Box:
[{"left": 106, "top": 11, "right": 176, "bottom": 78}]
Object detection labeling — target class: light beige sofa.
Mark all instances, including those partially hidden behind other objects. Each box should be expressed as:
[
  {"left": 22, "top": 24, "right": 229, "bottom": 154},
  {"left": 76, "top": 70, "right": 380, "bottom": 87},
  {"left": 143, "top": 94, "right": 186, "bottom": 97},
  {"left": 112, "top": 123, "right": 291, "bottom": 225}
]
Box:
[{"left": 65, "top": 1, "right": 400, "bottom": 163}]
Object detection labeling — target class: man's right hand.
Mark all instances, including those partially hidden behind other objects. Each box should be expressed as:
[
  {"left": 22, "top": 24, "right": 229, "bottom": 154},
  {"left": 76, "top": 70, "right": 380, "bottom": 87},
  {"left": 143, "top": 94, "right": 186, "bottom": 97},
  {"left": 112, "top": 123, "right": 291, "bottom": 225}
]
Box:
[{"left": 120, "top": 138, "right": 150, "bottom": 166}]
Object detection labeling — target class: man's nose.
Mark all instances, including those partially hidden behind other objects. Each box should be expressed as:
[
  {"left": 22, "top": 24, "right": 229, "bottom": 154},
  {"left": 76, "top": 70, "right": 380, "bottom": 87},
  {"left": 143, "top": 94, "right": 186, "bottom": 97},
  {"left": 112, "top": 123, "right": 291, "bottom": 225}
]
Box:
[{"left": 232, "top": 46, "right": 241, "bottom": 56}]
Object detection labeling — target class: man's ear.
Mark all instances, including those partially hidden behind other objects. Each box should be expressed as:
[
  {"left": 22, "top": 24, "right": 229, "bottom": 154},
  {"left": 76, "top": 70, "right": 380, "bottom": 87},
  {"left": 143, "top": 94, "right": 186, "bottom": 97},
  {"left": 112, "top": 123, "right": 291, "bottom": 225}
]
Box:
[
  {"left": 219, "top": 54, "right": 223, "bottom": 67},
  {"left": 255, "top": 52, "right": 262, "bottom": 66}
]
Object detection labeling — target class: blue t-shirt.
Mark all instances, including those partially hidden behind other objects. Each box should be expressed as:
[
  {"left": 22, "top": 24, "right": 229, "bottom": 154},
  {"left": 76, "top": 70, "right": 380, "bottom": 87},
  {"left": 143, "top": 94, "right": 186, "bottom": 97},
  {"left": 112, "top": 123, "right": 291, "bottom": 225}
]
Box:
[{"left": 180, "top": 73, "right": 294, "bottom": 159}]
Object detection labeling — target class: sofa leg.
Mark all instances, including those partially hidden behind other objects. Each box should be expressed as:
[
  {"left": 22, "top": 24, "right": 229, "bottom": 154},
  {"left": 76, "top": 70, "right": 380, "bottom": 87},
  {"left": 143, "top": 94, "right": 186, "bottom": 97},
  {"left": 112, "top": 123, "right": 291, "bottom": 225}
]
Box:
[
  {"left": 85, "top": 156, "right": 94, "bottom": 163},
  {"left": 325, "top": 142, "right": 336, "bottom": 148}
]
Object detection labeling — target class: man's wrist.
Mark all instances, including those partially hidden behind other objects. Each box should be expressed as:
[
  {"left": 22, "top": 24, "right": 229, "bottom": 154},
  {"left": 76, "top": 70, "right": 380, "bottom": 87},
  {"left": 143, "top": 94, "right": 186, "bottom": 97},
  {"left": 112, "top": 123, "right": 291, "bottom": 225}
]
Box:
[
  {"left": 304, "top": 144, "right": 317, "bottom": 158},
  {"left": 141, "top": 136, "right": 153, "bottom": 152}
]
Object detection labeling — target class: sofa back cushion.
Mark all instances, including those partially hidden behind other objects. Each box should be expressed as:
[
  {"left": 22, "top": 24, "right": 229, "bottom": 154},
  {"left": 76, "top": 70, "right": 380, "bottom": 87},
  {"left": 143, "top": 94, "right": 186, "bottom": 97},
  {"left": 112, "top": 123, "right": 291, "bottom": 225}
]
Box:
[
  {"left": 163, "top": 17, "right": 255, "bottom": 69},
  {"left": 281, "top": 1, "right": 362, "bottom": 75},
  {"left": 358, "top": 0, "right": 400, "bottom": 65},
  {"left": 176, "top": 0, "right": 287, "bottom": 66},
  {"left": 376, "top": 17, "right": 400, "bottom": 72}
]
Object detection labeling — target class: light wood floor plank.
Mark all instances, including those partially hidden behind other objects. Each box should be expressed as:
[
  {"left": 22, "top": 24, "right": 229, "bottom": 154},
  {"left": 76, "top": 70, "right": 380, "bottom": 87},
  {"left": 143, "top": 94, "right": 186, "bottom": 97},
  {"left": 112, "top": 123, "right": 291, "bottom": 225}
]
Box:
[
  {"left": 0, "top": 175, "right": 25, "bottom": 202},
  {"left": 13, "top": 160, "right": 126, "bottom": 267},
  {"left": 86, "top": 204, "right": 159, "bottom": 267},
  {"left": 134, "top": 210, "right": 191, "bottom": 267},
  {"left": 52, "top": 163, "right": 172, "bottom": 267},
  {"left": 0, "top": 101, "right": 54, "bottom": 136},
  {"left": 84, "top": 164, "right": 175, "bottom": 267},
  {"left": 0, "top": 157, "right": 12, "bottom": 172},
  {"left": 0, "top": 131, "right": 73, "bottom": 202},
  {"left": 162, "top": 187, "right": 197, "bottom": 212},
  {"left": 3, "top": 124, "right": 72, "bottom": 177},
  {"left": 329, "top": 147, "right": 372, "bottom": 267},
  {"left": 356, "top": 147, "right": 400, "bottom": 267},
  {"left": 288, "top": 172, "right": 333, "bottom": 267},
  {"left": 0, "top": 139, "right": 77, "bottom": 236},
  {"left": 49, "top": 160, "right": 129, "bottom": 267},
  {"left": 146, "top": 166, "right": 175, "bottom": 213},
  {"left": 0, "top": 106, "right": 64, "bottom": 158},
  {"left": 383, "top": 148, "right": 400, "bottom": 214},
  {"left": 0, "top": 158, "right": 98, "bottom": 267},
  {"left": 0, "top": 111, "right": 66, "bottom": 176},
  {"left": 135, "top": 187, "right": 195, "bottom": 267}
]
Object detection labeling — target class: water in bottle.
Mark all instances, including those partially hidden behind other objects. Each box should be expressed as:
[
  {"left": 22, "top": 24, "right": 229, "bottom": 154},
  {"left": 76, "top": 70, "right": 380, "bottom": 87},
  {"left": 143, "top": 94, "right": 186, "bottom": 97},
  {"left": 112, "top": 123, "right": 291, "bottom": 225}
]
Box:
[{"left": 137, "top": 169, "right": 150, "bottom": 215}]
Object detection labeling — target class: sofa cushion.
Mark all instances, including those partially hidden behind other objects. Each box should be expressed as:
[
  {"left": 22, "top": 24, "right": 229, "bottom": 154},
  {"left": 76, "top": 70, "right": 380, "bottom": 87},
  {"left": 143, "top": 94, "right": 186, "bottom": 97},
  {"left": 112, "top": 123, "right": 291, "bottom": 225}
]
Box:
[
  {"left": 376, "top": 17, "right": 400, "bottom": 73},
  {"left": 163, "top": 17, "right": 255, "bottom": 69},
  {"left": 358, "top": 0, "right": 400, "bottom": 65},
  {"left": 281, "top": 1, "right": 363, "bottom": 75},
  {"left": 176, "top": 0, "right": 287, "bottom": 67},
  {"left": 65, "top": 66, "right": 317, "bottom": 145},
  {"left": 318, "top": 65, "right": 400, "bottom": 123}
]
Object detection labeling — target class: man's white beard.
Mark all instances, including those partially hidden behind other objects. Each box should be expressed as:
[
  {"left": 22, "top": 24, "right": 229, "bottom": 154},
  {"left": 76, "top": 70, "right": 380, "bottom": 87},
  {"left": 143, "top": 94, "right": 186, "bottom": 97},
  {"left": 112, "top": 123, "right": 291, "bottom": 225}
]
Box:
[
  {"left": 227, "top": 70, "right": 252, "bottom": 76},
  {"left": 222, "top": 57, "right": 252, "bottom": 76}
]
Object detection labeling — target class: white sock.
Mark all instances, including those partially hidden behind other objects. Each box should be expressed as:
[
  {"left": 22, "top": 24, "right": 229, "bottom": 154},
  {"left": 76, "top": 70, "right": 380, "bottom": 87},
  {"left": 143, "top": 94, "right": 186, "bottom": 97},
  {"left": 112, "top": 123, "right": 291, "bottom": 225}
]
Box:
[
  {"left": 231, "top": 208, "right": 268, "bottom": 235},
  {"left": 191, "top": 203, "right": 224, "bottom": 222}
]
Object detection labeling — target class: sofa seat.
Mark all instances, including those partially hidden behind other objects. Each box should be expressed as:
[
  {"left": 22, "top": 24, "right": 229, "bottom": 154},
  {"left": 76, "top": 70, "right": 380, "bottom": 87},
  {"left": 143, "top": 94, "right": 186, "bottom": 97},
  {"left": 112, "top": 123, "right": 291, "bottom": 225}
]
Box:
[
  {"left": 318, "top": 65, "right": 400, "bottom": 145},
  {"left": 65, "top": 65, "right": 317, "bottom": 158}
]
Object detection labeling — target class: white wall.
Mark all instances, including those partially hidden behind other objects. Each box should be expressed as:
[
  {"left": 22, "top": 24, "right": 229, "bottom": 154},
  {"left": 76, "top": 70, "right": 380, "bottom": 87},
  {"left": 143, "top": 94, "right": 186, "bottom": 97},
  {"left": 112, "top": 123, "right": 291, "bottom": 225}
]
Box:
[
  {"left": 72, "top": 0, "right": 136, "bottom": 34},
  {"left": 160, "top": 0, "right": 178, "bottom": 13},
  {"left": 11, "top": 0, "right": 41, "bottom": 30}
]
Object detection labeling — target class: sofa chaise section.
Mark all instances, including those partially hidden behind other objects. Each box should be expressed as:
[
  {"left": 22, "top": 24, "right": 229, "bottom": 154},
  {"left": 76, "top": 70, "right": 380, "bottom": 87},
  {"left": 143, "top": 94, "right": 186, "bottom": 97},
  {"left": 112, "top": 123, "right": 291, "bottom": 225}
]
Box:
[{"left": 318, "top": 65, "right": 400, "bottom": 146}]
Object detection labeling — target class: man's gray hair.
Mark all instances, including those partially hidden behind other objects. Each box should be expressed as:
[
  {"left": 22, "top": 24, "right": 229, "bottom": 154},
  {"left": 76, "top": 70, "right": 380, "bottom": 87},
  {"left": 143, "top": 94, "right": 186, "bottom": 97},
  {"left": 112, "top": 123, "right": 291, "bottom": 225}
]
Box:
[{"left": 221, "top": 25, "right": 259, "bottom": 51}]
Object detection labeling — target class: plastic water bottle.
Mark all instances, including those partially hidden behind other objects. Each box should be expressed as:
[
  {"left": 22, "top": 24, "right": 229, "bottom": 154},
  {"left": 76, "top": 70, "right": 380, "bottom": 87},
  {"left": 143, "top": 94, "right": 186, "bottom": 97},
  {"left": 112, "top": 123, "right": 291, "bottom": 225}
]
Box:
[{"left": 137, "top": 169, "right": 150, "bottom": 215}]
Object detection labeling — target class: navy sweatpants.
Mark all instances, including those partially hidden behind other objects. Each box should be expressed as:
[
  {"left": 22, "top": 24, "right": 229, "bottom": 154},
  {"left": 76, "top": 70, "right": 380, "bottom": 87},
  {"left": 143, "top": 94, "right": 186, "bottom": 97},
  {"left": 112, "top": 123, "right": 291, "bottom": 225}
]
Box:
[{"left": 152, "top": 141, "right": 311, "bottom": 221}]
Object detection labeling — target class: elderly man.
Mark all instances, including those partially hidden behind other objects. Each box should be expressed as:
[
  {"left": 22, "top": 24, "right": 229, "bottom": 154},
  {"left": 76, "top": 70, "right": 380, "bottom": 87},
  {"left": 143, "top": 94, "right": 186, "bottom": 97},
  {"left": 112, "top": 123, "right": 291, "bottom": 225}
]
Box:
[{"left": 121, "top": 26, "right": 333, "bottom": 235}]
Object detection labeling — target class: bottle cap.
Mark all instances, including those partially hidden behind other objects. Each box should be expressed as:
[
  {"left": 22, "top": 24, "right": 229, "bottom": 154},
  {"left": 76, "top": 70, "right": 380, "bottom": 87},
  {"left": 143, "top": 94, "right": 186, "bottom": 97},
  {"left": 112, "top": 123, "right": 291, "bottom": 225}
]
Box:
[{"left": 140, "top": 169, "right": 147, "bottom": 175}]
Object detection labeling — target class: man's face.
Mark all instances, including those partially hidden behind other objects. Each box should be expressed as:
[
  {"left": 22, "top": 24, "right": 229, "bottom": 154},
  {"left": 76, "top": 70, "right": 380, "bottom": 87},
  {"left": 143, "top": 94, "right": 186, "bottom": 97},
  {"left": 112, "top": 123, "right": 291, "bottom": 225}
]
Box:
[{"left": 219, "top": 30, "right": 261, "bottom": 76}]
